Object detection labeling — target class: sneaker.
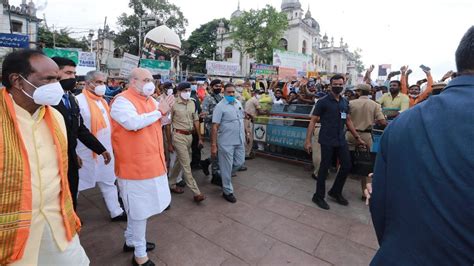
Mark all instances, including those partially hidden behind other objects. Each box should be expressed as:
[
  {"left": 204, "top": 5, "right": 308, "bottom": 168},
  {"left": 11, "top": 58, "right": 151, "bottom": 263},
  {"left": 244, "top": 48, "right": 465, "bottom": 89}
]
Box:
[
  {"left": 312, "top": 195, "right": 330, "bottom": 210},
  {"left": 223, "top": 193, "right": 237, "bottom": 203}
]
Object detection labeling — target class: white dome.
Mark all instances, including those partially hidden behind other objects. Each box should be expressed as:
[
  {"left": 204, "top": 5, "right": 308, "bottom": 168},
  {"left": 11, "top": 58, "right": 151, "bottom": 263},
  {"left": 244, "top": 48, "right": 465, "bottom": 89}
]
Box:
[
  {"left": 144, "top": 25, "right": 181, "bottom": 51},
  {"left": 281, "top": 0, "right": 301, "bottom": 10}
]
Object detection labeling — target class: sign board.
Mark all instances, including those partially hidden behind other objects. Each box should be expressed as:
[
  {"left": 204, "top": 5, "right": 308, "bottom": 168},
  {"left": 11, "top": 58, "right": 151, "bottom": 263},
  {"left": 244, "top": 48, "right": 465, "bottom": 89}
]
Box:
[
  {"left": 273, "top": 49, "right": 314, "bottom": 73},
  {"left": 43, "top": 48, "right": 97, "bottom": 75},
  {"left": 78, "top": 52, "right": 96, "bottom": 68},
  {"left": 253, "top": 124, "right": 267, "bottom": 142},
  {"left": 278, "top": 67, "right": 297, "bottom": 80},
  {"left": 206, "top": 60, "right": 240, "bottom": 76},
  {"left": 139, "top": 59, "right": 171, "bottom": 70},
  {"left": 250, "top": 63, "right": 278, "bottom": 78},
  {"left": 142, "top": 38, "right": 178, "bottom": 60},
  {"left": 119, "top": 53, "right": 140, "bottom": 78},
  {"left": 266, "top": 124, "right": 307, "bottom": 150},
  {"left": 43, "top": 48, "right": 79, "bottom": 64},
  {"left": 0, "top": 33, "right": 29, "bottom": 48}
]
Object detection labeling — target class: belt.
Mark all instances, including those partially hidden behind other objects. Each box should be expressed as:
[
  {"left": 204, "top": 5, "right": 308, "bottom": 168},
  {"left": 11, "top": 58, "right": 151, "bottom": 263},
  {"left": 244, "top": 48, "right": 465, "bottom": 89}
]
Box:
[
  {"left": 356, "top": 129, "right": 372, "bottom": 133},
  {"left": 175, "top": 129, "right": 193, "bottom": 135}
]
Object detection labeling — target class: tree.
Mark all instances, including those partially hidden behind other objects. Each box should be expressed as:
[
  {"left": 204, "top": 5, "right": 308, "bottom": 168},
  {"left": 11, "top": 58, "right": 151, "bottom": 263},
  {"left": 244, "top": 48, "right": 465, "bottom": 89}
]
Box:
[
  {"left": 115, "top": 0, "right": 188, "bottom": 55},
  {"left": 181, "top": 18, "right": 229, "bottom": 74},
  {"left": 230, "top": 5, "right": 288, "bottom": 64},
  {"left": 38, "top": 25, "right": 89, "bottom": 50},
  {"left": 353, "top": 48, "right": 365, "bottom": 74}
]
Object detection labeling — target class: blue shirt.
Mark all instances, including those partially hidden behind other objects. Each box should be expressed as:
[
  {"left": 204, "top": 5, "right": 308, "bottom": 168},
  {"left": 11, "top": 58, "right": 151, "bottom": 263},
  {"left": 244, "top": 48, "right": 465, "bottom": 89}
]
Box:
[
  {"left": 312, "top": 93, "right": 350, "bottom": 147},
  {"left": 212, "top": 98, "right": 245, "bottom": 146},
  {"left": 370, "top": 75, "right": 474, "bottom": 265}
]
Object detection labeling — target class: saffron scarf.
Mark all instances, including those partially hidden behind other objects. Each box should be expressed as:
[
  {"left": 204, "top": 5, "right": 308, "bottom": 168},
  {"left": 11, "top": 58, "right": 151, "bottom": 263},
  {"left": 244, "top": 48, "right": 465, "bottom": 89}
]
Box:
[
  {"left": 82, "top": 89, "right": 111, "bottom": 159},
  {"left": 0, "top": 89, "right": 80, "bottom": 265}
]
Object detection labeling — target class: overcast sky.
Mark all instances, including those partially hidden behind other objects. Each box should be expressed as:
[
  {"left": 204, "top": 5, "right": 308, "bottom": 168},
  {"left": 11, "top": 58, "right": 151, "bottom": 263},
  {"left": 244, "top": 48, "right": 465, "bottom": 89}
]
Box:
[{"left": 17, "top": 0, "right": 473, "bottom": 82}]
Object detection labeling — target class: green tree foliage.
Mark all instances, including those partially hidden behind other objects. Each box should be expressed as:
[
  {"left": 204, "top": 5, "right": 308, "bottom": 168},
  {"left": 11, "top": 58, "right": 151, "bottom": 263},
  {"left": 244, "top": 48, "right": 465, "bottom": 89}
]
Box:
[
  {"left": 115, "top": 0, "right": 188, "bottom": 55},
  {"left": 181, "top": 18, "right": 229, "bottom": 74},
  {"left": 230, "top": 5, "right": 288, "bottom": 64},
  {"left": 38, "top": 25, "right": 89, "bottom": 50},
  {"left": 353, "top": 48, "right": 365, "bottom": 74}
]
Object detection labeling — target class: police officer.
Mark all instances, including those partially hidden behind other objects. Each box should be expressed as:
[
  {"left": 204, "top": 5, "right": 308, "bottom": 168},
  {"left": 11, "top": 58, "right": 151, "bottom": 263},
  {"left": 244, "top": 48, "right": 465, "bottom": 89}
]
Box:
[
  {"left": 211, "top": 83, "right": 246, "bottom": 203},
  {"left": 202, "top": 79, "right": 224, "bottom": 184},
  {"left": 166, "top": 82, "right": 206, "bottom": 203},
  {"left": 347, "top": 84, "right": 386, "bottom": 199}
]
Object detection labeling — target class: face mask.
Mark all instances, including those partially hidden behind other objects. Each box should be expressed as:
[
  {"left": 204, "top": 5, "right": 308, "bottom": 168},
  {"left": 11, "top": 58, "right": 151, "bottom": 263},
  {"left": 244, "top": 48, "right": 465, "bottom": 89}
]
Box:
[
  {"left": 20, "top": 75, "right": 64, "bottom": 106},
  {"left": 236, "top": 87, "right": 243, "bottom": 93},
  {"left": 142, "top": 82, "right": 155, "bottom": 96},
  {"left": 167, "top": 88, "right": 174, "bottom": 96},
  {"left": 275, "top": 96, "right": 281, "bottom": 100},
  {"left": 294, "top": 87, "right": 300, "bottom": 93},
  {"left": 256, "top": 94, "right": 261, "bottom": 100},
  {"left": 331, "top": 86, "right": 344, "bottom": 95},
  {"left": 59, "top": 78, "right": 77, "bottom": 91},
  {"left": 213, "top": 89, "right": 221, "bottom": 95},
  {"left": 181, "top": 91, "right": 191, "bottom": 100},
  {"left": 225, "top": 95, "right": 236, "bottom": 103},
  {"left": 409, "top": 94, "right": 418, "bottom": 98},
  {"left": 94, "top": 84, "right": 107, "bottom": 96},
  {"left": 191, "top": 85, "right": 198, "bottom": 91},
  {"left": 77, "top": 85, "right": 85, "bottom": 91}
]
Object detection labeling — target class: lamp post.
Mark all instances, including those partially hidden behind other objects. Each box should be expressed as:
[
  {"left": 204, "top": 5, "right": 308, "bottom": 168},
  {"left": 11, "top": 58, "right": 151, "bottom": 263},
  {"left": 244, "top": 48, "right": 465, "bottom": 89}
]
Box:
[{"left": 88, "top": 29, "right": 94, "bottom": 53}]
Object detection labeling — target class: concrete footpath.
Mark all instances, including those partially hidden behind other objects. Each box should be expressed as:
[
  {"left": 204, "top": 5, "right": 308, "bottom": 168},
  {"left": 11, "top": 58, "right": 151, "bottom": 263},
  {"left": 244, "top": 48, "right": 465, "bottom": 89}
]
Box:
[{"left": 77, "top": 155, "right": 378, "bottom": 266}]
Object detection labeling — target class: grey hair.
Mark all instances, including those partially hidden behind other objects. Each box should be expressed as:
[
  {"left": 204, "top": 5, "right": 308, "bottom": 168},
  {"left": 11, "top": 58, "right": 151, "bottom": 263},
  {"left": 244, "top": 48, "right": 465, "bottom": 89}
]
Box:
[{"left": 85, "top": 70, "right": 106, "bottom": 82}]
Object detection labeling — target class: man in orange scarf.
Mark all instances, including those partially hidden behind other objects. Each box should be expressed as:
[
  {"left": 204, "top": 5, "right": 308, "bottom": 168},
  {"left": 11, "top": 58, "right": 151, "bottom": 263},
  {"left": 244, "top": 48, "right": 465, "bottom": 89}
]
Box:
[
  {"left": 0, "top": 50, "right": 88, "bottom": 265},
  {"left": 76, "top": 70, "right": 126, "bottom": 222}
]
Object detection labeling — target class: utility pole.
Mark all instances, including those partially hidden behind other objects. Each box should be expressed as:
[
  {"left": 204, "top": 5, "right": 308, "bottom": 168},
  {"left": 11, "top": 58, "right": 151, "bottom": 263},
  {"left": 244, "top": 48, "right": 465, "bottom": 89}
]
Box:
[
  {"left": 138, "top": 16, "right": 143, "bottom": 58},
  {"left": 52, "top": 25, "right": 56, "bottom": 48}
]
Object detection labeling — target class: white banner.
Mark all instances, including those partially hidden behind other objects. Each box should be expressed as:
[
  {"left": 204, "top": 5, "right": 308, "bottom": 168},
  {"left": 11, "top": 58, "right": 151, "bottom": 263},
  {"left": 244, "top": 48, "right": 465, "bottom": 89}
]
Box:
[
  {"left": 78, "top": 52, "right": 96, "bottom": 68},
  {"left": 273, "top": 49, "right": 314, "bottom": 72},
  {"left": 206, "top": 60, "right": 240, "bottom": 76},
  {"left": 120, "top": 53, "right": 140, "bottom": 78}
]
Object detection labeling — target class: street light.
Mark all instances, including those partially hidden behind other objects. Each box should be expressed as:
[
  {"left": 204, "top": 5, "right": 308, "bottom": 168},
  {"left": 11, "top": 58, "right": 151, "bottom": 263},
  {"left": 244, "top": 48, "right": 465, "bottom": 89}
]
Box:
[{"left": 88, "top": 29, "right": 94, "bottom": 52}]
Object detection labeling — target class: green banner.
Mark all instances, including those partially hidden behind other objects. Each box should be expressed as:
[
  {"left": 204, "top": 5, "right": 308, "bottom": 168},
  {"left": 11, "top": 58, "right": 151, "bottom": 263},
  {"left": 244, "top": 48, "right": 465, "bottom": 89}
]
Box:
[
  {"left": 43, "top": 48, "right": 79, "bottom": 64},
  {"left": 139, "top": 59, "right": 171, "bottom": 70}
]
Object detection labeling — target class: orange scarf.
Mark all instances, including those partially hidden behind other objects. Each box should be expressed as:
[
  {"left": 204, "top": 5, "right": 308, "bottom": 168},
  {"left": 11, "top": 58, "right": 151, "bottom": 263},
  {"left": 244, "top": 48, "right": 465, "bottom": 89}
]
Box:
[
  {"left": 83, "top": 89, "right": 111, "bottom": 159},
  {"left": 0, "top": 89, "right": 80, "bottom": 265}
]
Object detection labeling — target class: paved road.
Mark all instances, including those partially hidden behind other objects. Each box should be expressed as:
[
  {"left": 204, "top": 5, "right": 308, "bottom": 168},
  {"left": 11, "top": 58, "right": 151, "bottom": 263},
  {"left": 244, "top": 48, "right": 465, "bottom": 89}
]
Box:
[{"left": 77, "top": 155, "right": 378, "bottom": 265}]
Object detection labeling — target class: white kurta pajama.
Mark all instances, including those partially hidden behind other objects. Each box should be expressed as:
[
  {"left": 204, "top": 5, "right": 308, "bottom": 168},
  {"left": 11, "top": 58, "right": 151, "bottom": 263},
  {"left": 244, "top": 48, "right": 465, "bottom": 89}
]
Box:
[
  {"left": 76, "top": 93, "right": 124, "bottom": 218},
  {"left": 110, "top": 95, "right": 171, "bottom": 258}
]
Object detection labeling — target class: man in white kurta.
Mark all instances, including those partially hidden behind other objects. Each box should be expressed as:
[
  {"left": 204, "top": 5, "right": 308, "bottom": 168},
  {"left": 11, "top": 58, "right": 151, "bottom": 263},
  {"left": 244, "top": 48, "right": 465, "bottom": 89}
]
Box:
[
  {"left": 110, "top": 68, "right": 174, "bottom": 266},
  {"left": 76, "top": 71, "right": 125, "bottom": 221}
]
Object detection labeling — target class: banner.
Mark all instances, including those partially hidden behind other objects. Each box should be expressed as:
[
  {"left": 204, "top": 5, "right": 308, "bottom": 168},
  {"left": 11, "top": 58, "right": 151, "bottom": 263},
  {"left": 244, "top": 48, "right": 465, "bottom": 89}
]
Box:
[
  {"left": 378, "top": 64, "right": 391, "bottom": 77},
  {"left": 250, "top": 63, "right": 278, "bottom": 78},
  {"left": 119, "top": 53, "right": 140, "bottom": 78},
  {"left": 142, "top": 38, "right": 178, "bottom": 60},
  {"left": 266, "top": 124, "right": 307, "bottom": 150},
  {"left": 307, "top": 71, "right": 319, "bottom": 78},
  {"left": 139, "top": 59, "right": 171, "bottom": 70},
  {"left": 0, "top": 33, "right": 29, "bottom": 48},
  {"left": 206, "top": 60, "right": 240, "bottom": 76},
  {"left": 278, "top": 67, "right": 297, "bottom": 80},
  {"left": 43, "top": 48, "right": 79, "bottom": 64},
  {"left": 273, "top": 49, "right": 314, "bottom": 72},
  {"left": 78, "top": 52, "right": 96, "bottom": 68}
]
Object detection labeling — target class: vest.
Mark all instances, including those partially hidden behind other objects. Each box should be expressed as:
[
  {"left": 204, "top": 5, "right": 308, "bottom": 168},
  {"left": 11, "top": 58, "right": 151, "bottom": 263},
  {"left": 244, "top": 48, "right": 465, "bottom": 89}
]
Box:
[{"left": 111, "top": 89, "right": 167, "bottom": 179}]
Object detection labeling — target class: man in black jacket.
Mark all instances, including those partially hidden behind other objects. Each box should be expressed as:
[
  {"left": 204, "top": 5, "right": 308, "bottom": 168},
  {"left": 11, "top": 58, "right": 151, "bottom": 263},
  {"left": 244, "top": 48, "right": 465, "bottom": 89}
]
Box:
[{"left": 51, "top": 57, "right": 111, "bottom": 210}]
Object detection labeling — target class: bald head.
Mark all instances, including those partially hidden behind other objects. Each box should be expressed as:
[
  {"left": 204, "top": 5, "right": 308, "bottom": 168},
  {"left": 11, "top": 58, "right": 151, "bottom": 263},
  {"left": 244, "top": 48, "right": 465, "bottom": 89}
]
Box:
[{"left": 129, "top": 68, "right": 154, "bottom": 95}]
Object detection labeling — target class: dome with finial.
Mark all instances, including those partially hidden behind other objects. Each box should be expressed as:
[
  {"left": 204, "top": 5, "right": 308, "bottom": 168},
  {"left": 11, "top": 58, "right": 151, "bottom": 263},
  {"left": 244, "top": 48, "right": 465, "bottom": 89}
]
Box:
[
  {"left": 323, "top": 33, "right": 328, "bottom": 40},
  {"left": 218, "top": 20, "right": 225, "bottom": 28},
  {"left": 281, "top": 0, "right": 301, "bottom": 11},
  {"left": 231, "top": 0, "right": 243, "bottom": 18}
]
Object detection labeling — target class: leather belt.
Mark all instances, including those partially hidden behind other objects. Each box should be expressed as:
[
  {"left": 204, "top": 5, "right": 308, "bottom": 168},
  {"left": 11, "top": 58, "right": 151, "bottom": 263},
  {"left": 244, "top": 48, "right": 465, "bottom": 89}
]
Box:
[
  {"left": 175, "top": 129, "right": 193, "bottom": 135},
  {"left": 356, "top": 129, "right": 372, "bottom": 133}
]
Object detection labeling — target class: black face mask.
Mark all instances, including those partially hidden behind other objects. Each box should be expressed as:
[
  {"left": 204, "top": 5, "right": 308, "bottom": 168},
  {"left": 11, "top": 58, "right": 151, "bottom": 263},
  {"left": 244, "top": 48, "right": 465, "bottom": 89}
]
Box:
[
  {"left": 60, "top": 78, "right": 77, "bottom": 91},
  {"left": 331, "top": 86, "right": 344, "bottom": 95},
  {"left": 213, "top": 89, "right": 222, "bottom": 95},
  {"left": 275, "top": 96, "right": 282, "bottom": 100},
  {"left": 390, "top": 88, "right": 400, "bottom": 94}
]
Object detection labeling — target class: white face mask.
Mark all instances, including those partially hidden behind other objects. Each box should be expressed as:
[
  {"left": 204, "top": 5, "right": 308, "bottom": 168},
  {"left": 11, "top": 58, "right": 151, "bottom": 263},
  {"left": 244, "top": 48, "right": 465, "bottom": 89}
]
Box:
[
  {"left": 256, "top": 94, "right": 261, "bottom": 100},
  {"left": 167, "top": 88, "right": 174, "bottom": 96},
  {"left": 236, "top": 87, "right": 243, "bottom": 93},
  {"left": 191, "top": 85, "right": 198, "bottom": 91},
  {"left": 141, "top": 82, "right": 155, "bottom": 96},
  {"left": 181, "top": 91, "right": 191, "bottom": 100},
  {"left": 94, "top": 84, "right": 107, "bottom": 96},
  {"left": 20, "top": 75, "right": 64, "bottom": 106}
]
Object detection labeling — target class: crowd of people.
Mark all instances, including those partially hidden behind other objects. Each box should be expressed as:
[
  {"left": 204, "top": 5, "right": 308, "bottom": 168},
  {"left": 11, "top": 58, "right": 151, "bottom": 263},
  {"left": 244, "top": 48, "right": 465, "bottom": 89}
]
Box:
[{"left": 0, "top": 25, "right": 473, "bottom": 266}]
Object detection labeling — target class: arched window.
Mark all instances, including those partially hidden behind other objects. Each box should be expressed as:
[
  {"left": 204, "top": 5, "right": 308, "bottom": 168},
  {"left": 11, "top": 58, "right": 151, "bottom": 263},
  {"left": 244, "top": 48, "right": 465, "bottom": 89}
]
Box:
[
  {"left": 113, "top": 48, "right": 121, "bottom": 58},
  {"left": 279, "top": 38, "right": 288, "bottom": 51},
  {"left": 224, "top": 47, "right": 233, "bottom": 59},
  {"left": 302, "top": 40, "right": 307, "bottom": 54}
]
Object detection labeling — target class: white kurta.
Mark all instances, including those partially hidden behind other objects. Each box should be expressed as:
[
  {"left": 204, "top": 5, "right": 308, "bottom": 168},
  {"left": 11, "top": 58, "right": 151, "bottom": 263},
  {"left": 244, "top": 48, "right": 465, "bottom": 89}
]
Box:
[
  {"left": 110, "top": 95, "right": 171, "bottom": 220},
  {"left": 76, "top": 93, "right": 116, "bottom": 191}
]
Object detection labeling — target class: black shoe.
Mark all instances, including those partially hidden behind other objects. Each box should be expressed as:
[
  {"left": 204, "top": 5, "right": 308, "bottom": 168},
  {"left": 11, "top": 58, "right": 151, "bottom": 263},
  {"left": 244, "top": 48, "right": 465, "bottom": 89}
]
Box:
[
  {"left": 131, "top": 256, "right": 155, "bottom": 266},
  {"left": 238, "top": 165, "right": 248, "bottom": 172},
  {"left": 312, "top": 195, "right": 330, "bottom": 210},
  {"left": 191, "top": 164, "right": 202, "bottom": 170},
  {"left": 165, "top": 205, "right": 171, "bottom": 211},
  {"left": 111, "top": 212, "right": 127, "bottom": 222},
  {"left": 176, "top": 180, "right": 186, "bottom": 188},
  {"left": 328, "top": 191, "right": 349, "bottom": 206},
  {"left": 312, "top": 174, "right": 317, "bottom": 180},
  {"left": 361, "top": 195, "right": 367, "bottom": 201},
  {"left": 123, "top": 242, "right": 156, "bottom": 252},
  {"left": 223, "top": 193, "right": 237, "bottom": 203},
  {"left": 201, "top": 159, "right": 211, "bottom": 176}
]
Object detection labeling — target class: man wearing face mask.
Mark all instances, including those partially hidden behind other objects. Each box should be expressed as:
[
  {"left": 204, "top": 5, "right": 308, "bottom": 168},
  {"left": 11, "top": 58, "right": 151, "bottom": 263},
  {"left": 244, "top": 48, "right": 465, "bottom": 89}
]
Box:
[
  {"left": 111, "top": 68, "right": 174, "bottom": 266},
  {"left": 0, "top": 50, "right": 88, "bottom": 265},
  {"left": 304, "top": 74, "right": 366, "bottom": 210},
  {"left": 166, "top": 82, "right": 206, "bottom": 202},
  {"left": 75, "top": 71, "right": 126, "bottom": 222},
  {"left": 51, "top": 57, "right": 111, "bottom": 210}
]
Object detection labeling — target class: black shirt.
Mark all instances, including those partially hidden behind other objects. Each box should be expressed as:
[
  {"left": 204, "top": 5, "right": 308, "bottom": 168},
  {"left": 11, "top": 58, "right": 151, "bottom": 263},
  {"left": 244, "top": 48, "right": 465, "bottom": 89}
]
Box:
[{"left": 312, "top": 93, "right": 350, "bottom": 147}]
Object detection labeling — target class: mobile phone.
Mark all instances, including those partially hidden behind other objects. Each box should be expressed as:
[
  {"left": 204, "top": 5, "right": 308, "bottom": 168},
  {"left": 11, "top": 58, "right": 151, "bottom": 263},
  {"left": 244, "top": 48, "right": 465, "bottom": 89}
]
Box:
[
  {"left": 420, "top": 65, "right": 431, "bottom": 72},
  {"left": 392, "top": 71, "right": 401, "bottom": 76}
]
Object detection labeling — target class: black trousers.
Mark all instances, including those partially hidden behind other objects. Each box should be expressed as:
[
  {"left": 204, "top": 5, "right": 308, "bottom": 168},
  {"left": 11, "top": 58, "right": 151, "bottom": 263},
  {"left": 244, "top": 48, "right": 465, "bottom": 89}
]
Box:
[
  {"left": 191, "top": 132, "right": 201, "bottom": 167},
  {"left": 315, "top": 144, "right": 352, "bottom": 199},
  {"left": 67, "top": 153, "right": 79, "bottom": 210}
]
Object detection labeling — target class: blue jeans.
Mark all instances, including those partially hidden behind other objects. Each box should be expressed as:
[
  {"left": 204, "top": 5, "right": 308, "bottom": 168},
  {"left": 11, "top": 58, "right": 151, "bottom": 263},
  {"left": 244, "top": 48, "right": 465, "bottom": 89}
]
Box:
[{"left": 218, "top": 144, "right": 245, "bottom": 195}]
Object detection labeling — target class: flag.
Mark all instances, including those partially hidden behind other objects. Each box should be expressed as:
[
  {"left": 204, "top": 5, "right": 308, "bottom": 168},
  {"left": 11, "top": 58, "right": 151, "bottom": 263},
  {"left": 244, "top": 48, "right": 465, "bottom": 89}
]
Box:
[{"left": 378, "top": 64, "right": 391, "bottom": 76}]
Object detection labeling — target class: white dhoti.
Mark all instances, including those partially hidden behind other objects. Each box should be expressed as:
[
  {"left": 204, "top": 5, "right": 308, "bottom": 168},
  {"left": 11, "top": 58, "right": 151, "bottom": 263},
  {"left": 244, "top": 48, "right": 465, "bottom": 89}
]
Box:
[
  {"left": 117, "top": 174, "right": 171, "bottom": 258},
  {"left": 76, "top": 93, "right": 124, "bottom": 218}
]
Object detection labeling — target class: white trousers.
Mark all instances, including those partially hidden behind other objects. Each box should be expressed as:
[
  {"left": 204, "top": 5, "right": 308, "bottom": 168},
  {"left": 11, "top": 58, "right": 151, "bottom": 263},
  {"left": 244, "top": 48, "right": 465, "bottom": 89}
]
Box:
[
  {"left": 97, "top": 181, "right": 124, "bottom": 218},
  {"left": 13, "top": 224, "right": 90, "bottom": 266},
  {"left": 169, "top": 151, "right": 184, "bottom": 183},
  {"left": 124, "top": 218, "right": 147, "bottom": 258}
]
